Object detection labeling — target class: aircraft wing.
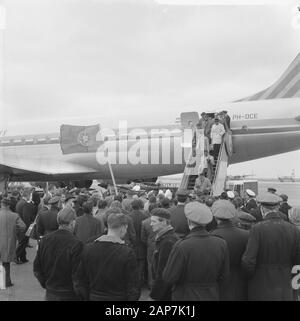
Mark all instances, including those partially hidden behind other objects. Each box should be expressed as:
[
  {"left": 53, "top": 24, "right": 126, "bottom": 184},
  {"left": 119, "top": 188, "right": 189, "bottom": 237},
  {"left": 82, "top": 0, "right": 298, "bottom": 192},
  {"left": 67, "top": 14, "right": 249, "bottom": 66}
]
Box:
[{"left": 0, "top": 152, "right": 96, "bottom": 181}]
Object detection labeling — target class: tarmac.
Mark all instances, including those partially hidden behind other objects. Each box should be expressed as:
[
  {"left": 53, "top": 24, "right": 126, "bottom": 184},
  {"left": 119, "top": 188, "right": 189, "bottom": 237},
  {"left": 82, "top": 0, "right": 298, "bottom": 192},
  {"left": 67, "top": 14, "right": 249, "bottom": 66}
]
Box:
[{"left": 0, "top": 239, "right": 150, "bottom": 301}]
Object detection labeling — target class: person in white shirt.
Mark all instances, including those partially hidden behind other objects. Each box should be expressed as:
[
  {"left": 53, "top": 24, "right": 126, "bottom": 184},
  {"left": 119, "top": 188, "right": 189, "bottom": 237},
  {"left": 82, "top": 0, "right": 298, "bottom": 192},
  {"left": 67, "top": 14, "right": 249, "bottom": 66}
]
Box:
[{"left": 210, "top": 118, "right": 225, "bottom": 160}]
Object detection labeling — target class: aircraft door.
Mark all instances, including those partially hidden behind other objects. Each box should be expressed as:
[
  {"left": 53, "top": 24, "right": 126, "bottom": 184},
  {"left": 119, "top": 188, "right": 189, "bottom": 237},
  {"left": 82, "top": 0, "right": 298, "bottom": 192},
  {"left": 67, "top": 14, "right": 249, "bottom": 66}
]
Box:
[{"left": 180, "top": 112, "right": 199, "bottom": 128}]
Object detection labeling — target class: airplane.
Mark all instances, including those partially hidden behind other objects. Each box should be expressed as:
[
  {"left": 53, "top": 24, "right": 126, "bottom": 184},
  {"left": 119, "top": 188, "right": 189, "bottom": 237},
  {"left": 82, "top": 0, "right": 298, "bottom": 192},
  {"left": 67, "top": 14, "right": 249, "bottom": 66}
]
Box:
[{"left": 0, "top": 52, "right": 300, "bottom": 191}]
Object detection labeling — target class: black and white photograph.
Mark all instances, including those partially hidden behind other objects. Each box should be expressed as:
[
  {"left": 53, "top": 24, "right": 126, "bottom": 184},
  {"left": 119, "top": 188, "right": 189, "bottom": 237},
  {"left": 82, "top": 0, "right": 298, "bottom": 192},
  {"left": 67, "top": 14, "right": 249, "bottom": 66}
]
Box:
[{"left": 0, "top": 0, "right": 299, "bottom": 305}]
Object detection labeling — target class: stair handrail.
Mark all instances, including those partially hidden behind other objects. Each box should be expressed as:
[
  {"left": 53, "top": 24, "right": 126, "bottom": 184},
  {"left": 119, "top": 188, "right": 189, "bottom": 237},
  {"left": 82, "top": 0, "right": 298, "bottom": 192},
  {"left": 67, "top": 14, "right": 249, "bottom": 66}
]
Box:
[{"left": 211, "top": 132, "right": 229, "bottom": 196}]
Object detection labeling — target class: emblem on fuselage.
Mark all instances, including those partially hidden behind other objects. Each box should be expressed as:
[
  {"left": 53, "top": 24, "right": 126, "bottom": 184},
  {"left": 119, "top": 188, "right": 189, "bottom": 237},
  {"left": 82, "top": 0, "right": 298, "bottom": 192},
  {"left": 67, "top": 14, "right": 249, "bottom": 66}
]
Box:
[{"left": 77, "top": 130, "right": 91, "bottom": 147}]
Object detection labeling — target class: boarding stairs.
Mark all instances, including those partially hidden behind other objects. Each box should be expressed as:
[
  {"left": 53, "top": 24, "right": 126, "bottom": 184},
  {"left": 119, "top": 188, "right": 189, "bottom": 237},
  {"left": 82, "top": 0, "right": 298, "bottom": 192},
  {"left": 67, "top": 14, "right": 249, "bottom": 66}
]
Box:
[
  {"left": 179, "top": 128, "right": 205, "bottom": 191},
  {"left": 211, "top": 131, "right": 233, "bottom": 197}
]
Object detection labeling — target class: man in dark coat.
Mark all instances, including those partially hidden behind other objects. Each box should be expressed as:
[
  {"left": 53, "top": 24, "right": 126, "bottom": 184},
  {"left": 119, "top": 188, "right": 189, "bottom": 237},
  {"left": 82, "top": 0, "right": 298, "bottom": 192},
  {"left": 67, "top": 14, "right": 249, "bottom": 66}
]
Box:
[
  {"left": 163, "top": 202, "right": 230, "bottom": 301},
  {"left": 211, "top": 200, "right": 249, "bottom": 301},
  {"left": 74, "top": 213, "right": 140, "bottom": 301},
  {"left": 36, "top": 196, "right": 60, "bottom": 237},
  {"left": 74, "top": 200, "right": 103, "bottom": 243},
  {"left": 15, "top": 189, "right": 35, "bottom": 264},
  {"left": 33, "top": 207, "right": 83, "bottom": 301},
  {"left": 128, "top": 199, "right": 149, "bottom": 289},
  {"left": 141, "top": 203, "right": 159, "bottom": 289},
  {"left": 279, "top": 194, "right": 292, "bottom": 220},
  {"left": 242, "top": 193, "right": 300, "bottom": 301},
  {"left": 169, "top": 189, "right": 190, "bottom": 239},
  {"left": 0, "top": 197, "right": 26, "bottom": 286},
  {"left": 149, "top": 208, "right": 179, "bottom": 301}
]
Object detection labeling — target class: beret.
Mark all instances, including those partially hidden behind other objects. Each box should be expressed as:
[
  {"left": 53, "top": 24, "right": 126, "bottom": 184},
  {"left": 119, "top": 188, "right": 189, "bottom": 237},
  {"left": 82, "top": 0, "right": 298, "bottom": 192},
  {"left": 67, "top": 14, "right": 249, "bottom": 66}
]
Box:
[{"left": 151, "top": 208, "right": 171, "bottom": 220}]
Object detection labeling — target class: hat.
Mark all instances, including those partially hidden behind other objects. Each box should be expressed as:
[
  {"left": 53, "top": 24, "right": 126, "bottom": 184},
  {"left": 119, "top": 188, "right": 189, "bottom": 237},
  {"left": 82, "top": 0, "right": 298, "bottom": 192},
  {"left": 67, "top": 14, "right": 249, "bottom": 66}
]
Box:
[
  {"left": 65, "top": 193, "right": 76, "bottom": 202},
  {"left": 238, "top": 212, "right": 256, "bottom": 223},
  {"left": 151, "top": 208, "right": 171, "bottom": 220},
  {"left": 1, "top": 197, "right": 11, "bottom": 206},
  {"left": 184, "top": 202, "right": 213, "bottom": 225},
  {"left": 176, "top": 189, "right": 188, "bottom": 197},
  {"left": 201, "top": 112, "right": 206, "bottom": 116},
  {"left": 227, "top": 191, "right": 235, "bottom": 200},
  {"left": 49, "top": 196, "right": 60, "bottom": 205},
  {"left": 132, "top": 185, "right": 141, "bottom": 192},
  {"left": 279, "top": 194, "right": 288, "bottom": 202},
  {"left": 267, "top": 187, "right": 277, "bottom": 193},
  {"left": 246, "top": 189, "right": 256, "bottom": 197},
  {"left": 212, "top": 199, "right": 237, "bottom": 219},
  {"left": 57, "top": 207, "right": 76, "bottom": 225},
  {"left": 257, "top": 193, "right": 282, "bottom": 206}
]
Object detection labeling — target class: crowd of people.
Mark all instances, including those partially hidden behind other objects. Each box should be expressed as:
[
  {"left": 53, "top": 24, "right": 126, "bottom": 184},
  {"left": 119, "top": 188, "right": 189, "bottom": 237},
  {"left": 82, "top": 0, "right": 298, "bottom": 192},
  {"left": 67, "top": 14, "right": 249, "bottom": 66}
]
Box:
[{"left": 0, "top": 183, "right": 299, "bottom": 301}]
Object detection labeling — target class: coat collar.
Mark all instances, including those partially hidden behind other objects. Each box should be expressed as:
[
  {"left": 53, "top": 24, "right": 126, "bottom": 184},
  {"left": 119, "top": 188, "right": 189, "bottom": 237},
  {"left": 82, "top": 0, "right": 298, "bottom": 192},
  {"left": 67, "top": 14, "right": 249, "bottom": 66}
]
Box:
[
  {"left": 95, "top": 234, "right": 125, "bottom": 245},
  {"left": 186, "top": 226, "right": 209, "bottom": 238},
  {"left": 264, "top": 212, "right": 282, "bottom": 220},
  {"left": 155, "top": 225, "right": 174, "bottom": 242},
  {"left": 216, "top": 220, "right": 235, "bottom": 229}
]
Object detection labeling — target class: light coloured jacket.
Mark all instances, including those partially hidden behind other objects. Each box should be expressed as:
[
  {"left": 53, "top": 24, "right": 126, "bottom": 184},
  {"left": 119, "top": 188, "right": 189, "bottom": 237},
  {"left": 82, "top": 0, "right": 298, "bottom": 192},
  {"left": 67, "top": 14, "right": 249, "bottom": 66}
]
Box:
[
  {"left": 211, "top": 123, "right": 225, "bottom": 144},
  {"left": 0, "top": 208, "right": 26, "bottom": 262}
]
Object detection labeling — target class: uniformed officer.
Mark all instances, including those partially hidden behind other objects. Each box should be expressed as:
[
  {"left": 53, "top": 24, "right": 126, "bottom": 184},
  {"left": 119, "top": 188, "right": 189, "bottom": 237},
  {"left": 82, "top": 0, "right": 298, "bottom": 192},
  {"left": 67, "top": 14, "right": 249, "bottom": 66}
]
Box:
[
  {"left": 242, "top": 193, "right": 300, "bottom": 301},
  {"left": 163, "top": 202, "right": 229, "bottom": 301},
  {"left": 243, "top": 189, "right": 258, "bottom": 213},
  {"left": 211, "top": 200, "right": 249, "bottom": 301}
]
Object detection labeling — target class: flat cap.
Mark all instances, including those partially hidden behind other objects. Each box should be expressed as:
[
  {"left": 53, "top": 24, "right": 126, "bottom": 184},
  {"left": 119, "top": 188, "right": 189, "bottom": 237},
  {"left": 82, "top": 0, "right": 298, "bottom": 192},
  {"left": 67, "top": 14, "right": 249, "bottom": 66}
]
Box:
[
  {"left": 49, "top": 196, "right": 61, "bottom": 205},
  {"left": 184, "top": 202, "right": 213, "bottom": 225},
  {"left": 57, "top": 207, "right": 76, "bottom": 225},
  {"left": 151, "top": 208, "right": 171, "bottom": 220},
  {"left": 279, "top": 194, "right": 288, "bottom": 202},
  {"left": 238, "top": 212, "right": 256, "bottom": 223},
  {"left": 212, "top": 199, "right": 237, "bottom": 219},
  {"left": 246, "top": 189, "right": 256, "bottom": 197},
  {"left": 267, "top": 187, "right": 277, "bottom": 193},
  {"left": 257, "top": 192, "right": 282, "bottom": 206}
]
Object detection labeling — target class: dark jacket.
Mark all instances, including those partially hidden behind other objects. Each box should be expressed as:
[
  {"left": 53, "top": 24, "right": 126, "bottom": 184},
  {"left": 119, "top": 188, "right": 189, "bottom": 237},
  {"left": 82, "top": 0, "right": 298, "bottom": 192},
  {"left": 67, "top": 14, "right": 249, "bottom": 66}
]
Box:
[
  {"left": 74, "top": 235, "right": 140, "bottom": 301},
  {"left": 33, "top": 229, "right": 83, "bottom": 299},
  {"left": 163, "top": 226, "right": 230, "bottom": 301},
  {"left": 74, "top": 214, "right": 103, "bottom": 243},
  {"left": 16, "top": 200, "right": 36, "bottom": 229},
  {"left": 150, "top": 227, "right": 179, "bottom": 301},
  {"left": 211, "top": 220, "right": 249, "bottom": 300},
  {"left": 36, "top": 206, "right": 59, "bottom": 237},
  {"left": 245, "top": 198, "right": 258, "bottom": 213},
  {"left": 121, "top": 210, "right": 137, "bottom": 249},
  {"left": 279, "top": 202, "right": 292, "bottom": 219},
  {"left": 242, "top": 212, "right": 300, "bottom": 301},
  {"left": 169, "top": 204, "right": 190, "bottom": 238},
  {"left": 249, "top": 206, "right": 263, "bottom": 222},
  {"left": 129, "top": 210, "right": 149, "bottom": 259}
]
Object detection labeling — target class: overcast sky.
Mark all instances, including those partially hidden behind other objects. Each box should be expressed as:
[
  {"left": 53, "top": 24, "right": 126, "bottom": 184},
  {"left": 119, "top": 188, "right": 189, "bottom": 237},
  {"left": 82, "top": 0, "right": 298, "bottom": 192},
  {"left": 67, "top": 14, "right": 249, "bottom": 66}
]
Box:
[{"left": 0, "top": 0, "right": 300, "bottom": 178}]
